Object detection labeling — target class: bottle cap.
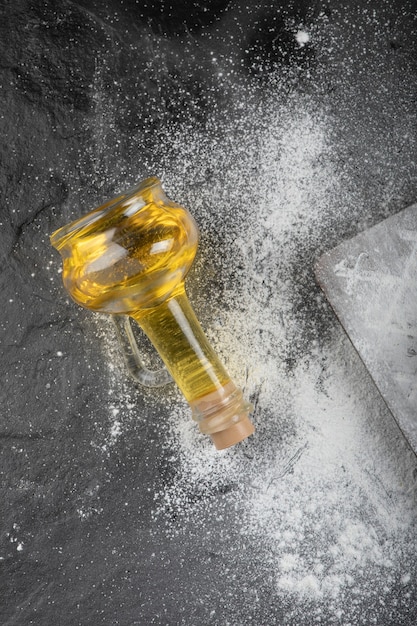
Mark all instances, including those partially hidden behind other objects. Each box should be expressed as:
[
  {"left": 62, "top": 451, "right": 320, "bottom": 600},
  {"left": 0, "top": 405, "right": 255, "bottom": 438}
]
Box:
[{"left": 210, "top": 415, "right": 255, "bottom": 450}]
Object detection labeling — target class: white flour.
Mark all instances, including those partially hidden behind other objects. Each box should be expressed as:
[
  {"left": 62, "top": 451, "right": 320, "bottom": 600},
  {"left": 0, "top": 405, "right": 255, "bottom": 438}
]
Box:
[
  {"left": 89, "top": 101, "right": 417, "bottom": 622},
  {"left": 82, "top": 6, "right": 417, "bottom": 623}
]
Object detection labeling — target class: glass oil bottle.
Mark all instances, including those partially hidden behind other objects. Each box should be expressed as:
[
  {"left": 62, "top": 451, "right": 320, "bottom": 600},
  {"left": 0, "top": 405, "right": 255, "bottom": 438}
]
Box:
[{"left": 50, "top": 177, "right": 254, "bottom": 449}]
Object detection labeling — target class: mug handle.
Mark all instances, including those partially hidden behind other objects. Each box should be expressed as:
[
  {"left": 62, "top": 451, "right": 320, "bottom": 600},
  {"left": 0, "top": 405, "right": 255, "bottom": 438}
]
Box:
[{"left": 112, "top": 315, "right": 173, "bottom": 388}]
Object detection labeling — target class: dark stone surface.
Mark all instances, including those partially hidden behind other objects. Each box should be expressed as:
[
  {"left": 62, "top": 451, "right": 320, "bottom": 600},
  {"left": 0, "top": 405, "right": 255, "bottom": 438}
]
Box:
[{"left": 1, "top": 0, "right": 417, "bottom": 624}]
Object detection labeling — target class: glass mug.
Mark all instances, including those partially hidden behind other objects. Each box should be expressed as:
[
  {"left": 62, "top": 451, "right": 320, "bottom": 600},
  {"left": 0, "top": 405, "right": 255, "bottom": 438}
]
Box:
[{"left": 50, "top": 177, "right": 254, "bottom": 449}]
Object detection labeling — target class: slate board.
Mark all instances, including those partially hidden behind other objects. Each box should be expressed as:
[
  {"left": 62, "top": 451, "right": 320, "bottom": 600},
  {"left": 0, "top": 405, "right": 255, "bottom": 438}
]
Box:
[
  {"left": 315, "top": 204, "right": 417, "bottom": 455},
  {"left": 3, "top": 1, "right": 417, "bottom": 623}
]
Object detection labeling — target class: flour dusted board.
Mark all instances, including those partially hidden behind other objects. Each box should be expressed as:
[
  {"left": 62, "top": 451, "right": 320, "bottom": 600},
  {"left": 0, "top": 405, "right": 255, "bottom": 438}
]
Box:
[{"left": 315, "top": 204, "right": 417, "bottom": 455}]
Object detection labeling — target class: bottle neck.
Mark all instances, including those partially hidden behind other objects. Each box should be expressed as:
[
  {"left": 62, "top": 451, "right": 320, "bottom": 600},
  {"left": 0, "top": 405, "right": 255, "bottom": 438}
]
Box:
[
  {"left": 131, "top": 284, "right": 254, "bottom": 449},
  {"left": 131, "top": 284, "right": 229, "bottom": 403}
]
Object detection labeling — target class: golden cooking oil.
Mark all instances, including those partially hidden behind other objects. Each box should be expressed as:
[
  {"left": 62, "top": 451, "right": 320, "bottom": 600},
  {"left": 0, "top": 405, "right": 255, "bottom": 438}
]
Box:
[{"left": 51, "top": 177, "right": 254, "bottom": 449}]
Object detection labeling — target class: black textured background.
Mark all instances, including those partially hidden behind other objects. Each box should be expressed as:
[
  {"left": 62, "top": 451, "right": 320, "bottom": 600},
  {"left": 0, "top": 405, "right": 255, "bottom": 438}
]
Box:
[{"left": 2, "top": 1, "right": 417, "bottom": 624}]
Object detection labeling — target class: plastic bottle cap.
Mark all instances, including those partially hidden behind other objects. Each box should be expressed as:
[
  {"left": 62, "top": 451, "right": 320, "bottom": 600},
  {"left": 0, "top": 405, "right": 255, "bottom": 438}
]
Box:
[{"left": 210, "top": 416, "right": 255, "bottom": 450}]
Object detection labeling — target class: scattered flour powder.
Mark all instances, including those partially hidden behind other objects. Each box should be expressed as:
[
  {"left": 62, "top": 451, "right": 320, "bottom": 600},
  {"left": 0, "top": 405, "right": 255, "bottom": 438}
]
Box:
[
  {"left": 89, "top": 100, "right": 417, "bottom": 622},
  {"left": 79, "top": 6, "right": 417, "bottom": 624}
]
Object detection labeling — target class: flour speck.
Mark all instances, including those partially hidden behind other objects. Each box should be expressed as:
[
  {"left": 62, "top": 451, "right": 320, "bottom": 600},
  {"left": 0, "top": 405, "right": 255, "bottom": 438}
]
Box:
[{"left": 295, "top": 30, "right": 310, "bottom": 46}]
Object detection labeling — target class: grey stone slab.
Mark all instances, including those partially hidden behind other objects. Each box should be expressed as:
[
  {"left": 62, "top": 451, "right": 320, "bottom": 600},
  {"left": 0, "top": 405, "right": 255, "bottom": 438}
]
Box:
[
  {"left": 3, "top": 1, "right": 417, "bottom": 624},
  {"left": 316, "top": 204, "right": 417, "bottom": 454}
]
